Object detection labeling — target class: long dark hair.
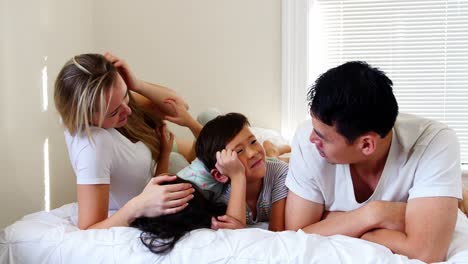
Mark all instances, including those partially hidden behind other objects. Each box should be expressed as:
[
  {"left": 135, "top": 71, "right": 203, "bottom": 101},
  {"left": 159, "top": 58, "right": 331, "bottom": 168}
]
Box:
[{"left": 131, "top": 177, "right": 226, "bottom": 254}]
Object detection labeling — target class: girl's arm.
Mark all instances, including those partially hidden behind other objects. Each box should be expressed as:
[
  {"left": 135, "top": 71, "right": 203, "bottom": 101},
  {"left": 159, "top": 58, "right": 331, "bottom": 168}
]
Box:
[
  {"left": 154, "top": 124, "right": 174, "bottom": 176},
  {"left": 77, "top": 175, "right": 194, "bottom": 230},
  {"left": 268, "top": 198, "right": 286, "bottom": 231}
]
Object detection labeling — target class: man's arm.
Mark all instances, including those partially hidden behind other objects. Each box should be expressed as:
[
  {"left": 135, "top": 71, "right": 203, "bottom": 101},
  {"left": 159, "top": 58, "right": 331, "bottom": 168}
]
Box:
[
  {"left": 362, "top": 197, "right": 458, "bottom": 263},
  {"left": 285, "top": 191, "right": 388, "bottom": 237},
  {"left": 286, "top": 190, "right": 409, "bottom": 237}
]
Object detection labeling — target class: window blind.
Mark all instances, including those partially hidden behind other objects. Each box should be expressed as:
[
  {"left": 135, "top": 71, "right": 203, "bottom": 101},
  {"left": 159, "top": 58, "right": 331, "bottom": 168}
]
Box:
[{"left": 309, "top": 0, "right": 468, "bottom": 164}]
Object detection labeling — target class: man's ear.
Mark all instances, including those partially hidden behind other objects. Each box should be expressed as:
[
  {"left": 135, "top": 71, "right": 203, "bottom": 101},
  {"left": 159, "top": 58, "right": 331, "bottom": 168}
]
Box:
[
  {"left": 210, "top": 169, "right": 229, "bottom": 183},
  {"left": 359, "top": 133, "right": 377, "bottom": 156}
]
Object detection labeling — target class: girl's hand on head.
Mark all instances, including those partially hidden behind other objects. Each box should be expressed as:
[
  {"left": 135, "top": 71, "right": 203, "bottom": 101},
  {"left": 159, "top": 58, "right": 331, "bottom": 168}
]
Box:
[
  {"left": 134, "top": 175, "right": 194, "bottom": 218},
  {"left": 158, "top": 123, "right": 174, "bottom": 157},
  {"left": 162, "top": 98, "right": 193, "bottom": 126},
  {"left": 215, "top": 149, "right": 245, "bottom": 179},
  {"left": 211, "top": 215, "right": 246, "bottom": 230},
  {"left": 103, "top": 52, "right": 143, "bottom": 92}
]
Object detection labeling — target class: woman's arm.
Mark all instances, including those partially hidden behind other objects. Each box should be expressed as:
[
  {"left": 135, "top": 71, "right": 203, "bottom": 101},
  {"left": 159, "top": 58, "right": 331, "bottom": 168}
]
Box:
[
  {"left": 268, "top": 198, "right": 286, "bottom": 231},
  {"left": 104, "top": 52, "right": 194, "bottom": 130},
  {"left": 131, "top": 82, "right": 188, "bottom": 118},
  {"left": 77, "top": 175, "right": 194, "bottom": 230}
]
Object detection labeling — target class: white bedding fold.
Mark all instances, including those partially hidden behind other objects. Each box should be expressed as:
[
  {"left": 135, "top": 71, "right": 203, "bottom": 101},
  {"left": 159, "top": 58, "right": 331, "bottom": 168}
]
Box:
[{"left": 1, "top": 203, "right": 467, "bottom": 264}]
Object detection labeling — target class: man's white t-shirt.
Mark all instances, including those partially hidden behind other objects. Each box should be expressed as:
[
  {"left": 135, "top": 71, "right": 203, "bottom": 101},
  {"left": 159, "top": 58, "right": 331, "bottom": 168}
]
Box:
[
  {"left": 65, "top": 127, "right": 154, "bottom": 210},
  {"left": 286, "top": 113, "right": 463, "bottom": 211}
]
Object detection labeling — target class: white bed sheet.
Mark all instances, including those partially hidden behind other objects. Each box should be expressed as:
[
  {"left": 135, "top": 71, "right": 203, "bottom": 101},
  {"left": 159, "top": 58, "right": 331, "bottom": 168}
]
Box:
[{"left": 1, "top": 203, "right": 468, "bottom": 264}]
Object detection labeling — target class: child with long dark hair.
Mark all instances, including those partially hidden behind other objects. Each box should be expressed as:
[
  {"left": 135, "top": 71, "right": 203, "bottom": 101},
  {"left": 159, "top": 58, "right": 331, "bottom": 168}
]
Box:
[{"left": 131, "top": 177, "right": 226, "bottom": 254}]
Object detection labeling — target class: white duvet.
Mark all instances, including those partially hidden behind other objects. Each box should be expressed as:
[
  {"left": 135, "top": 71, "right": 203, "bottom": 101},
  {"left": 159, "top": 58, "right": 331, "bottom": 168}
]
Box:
[{"left": 1, "top": 203, "right": 468, "bottom": 263}]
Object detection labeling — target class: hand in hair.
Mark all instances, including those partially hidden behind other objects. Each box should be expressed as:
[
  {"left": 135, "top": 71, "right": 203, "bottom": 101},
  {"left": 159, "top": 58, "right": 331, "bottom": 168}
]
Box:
[
  {"left": 215, "top": 149, "right": 246, "bottom": 180},
  {"left": 211, "top": 214, "right": 246, "bottom": 230},
  {"left": 132, "top": 175, "right": 194, "bottom": 218},
  {"left": 131, "top": 177, "right": 227, "bottom": 255},
  {"left": 154, "top": 124, "right": 174, "bottom": 175},
  {"left": 104, "top": 52, "right": 143, "bottom": 92}
]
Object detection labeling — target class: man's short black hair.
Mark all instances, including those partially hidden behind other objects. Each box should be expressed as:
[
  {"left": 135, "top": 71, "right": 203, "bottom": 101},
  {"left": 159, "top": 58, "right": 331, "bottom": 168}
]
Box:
[{"left": 308, "top": 61, "right": 398, "bottom": 143}]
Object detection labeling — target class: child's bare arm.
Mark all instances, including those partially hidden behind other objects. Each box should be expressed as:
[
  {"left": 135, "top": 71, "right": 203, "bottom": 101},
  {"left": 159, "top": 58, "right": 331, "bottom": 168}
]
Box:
[
  {"left": 154, "top": 124, "right": 174, "bottom": 176},
  {"left": 268, "top": 198, "right": 286, "bottom": 231},
  {"left": 214, "top": 149, "right": 247, "bottom": 226}
]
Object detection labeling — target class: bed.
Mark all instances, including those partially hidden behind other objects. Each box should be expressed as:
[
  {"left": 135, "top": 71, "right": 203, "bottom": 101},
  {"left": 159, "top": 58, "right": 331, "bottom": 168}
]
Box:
[
  {"left": 3, "top": 126, "right": 468, "bottom": 264},
  {"left": 1, "top": 203, "right": 468, "bottom": 263}
]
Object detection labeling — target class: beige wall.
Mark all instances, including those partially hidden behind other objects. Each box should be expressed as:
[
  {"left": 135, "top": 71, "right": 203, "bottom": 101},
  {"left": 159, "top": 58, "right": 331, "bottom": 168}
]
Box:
[
  {"left": 0, "top": 1, "right": 281, "bottom": 228},
  {"left": 0, "top": 0, "right": 94, "bottom": 229},
  {"left": 92, "top": 0, "right": 282, "bottom": 138}
]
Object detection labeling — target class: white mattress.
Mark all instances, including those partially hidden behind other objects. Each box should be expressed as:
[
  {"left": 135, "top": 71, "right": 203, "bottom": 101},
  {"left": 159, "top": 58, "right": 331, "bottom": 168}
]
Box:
[{"left": 1, "top": 203, "right": 468, "bottom": 263}]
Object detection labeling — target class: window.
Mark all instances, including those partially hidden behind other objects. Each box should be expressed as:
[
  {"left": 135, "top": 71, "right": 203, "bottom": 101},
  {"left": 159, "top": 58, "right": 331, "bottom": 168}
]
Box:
[{"left": 282, "top": 0, "right": 468, "bottom": 164}]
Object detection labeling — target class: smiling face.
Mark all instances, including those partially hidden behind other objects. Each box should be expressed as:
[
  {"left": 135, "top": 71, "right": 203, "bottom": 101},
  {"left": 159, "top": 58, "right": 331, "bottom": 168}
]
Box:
[
  {"left": 309, "top": 115, "right": 361, "bottom": 164},
  {"left": 92, "top": 74, "right": 132, "bottom": 129},
  {"left": 225, "top": 126, "right": 266, "bottom": 182}
]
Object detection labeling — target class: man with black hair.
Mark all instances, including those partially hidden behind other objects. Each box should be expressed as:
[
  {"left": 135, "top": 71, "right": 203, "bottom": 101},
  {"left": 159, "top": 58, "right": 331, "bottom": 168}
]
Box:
[{"left": 285, "top": 61, "right": 463, "bottom": 263}]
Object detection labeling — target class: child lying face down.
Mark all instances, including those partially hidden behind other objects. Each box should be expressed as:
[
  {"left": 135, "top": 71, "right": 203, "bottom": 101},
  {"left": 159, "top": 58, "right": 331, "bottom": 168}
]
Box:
[
  {"left": 131, "top": 176, "right": 226, "bottom": 254},
  {"left": 194, "top": 113, "right": 289, "bottom": 231}
]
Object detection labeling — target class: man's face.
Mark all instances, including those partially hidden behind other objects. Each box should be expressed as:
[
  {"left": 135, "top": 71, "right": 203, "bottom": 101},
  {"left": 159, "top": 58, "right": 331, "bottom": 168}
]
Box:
[{"left": 309, "top": 115, "right": 360, "bottom": 164}]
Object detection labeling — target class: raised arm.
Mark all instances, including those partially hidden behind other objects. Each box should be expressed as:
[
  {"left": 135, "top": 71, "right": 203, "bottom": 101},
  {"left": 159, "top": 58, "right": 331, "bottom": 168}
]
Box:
[
  {"left": 104, "top": 52, "right": 197, "bottom": 129},
  {"left": 211, "top": 149, "right": 247, "bottom": 230},
  {"left": 154, "top": 124, "right": 174, "bottom": 175}
]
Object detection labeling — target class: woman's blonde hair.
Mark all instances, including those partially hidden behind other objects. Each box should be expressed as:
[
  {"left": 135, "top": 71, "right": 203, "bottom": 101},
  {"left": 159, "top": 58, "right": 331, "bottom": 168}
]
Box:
[{"left": 54, "top": 53, "right": 162, "bottom": 161}]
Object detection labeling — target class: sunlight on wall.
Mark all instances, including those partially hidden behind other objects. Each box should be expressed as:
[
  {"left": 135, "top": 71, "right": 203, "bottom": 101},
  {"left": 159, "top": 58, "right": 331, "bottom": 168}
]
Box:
[
  {"left": 43, "top": 138, "right": 50, "bottom": 211},
  {"left": 43, "top": 55, "right": 50, "bottom": 211},
  {"left": 42, "top": 56, "right": 48, "bottom": 112}
]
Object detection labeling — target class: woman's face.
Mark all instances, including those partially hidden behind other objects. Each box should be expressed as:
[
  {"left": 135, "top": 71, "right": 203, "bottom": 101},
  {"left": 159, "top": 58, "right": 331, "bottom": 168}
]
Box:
[
  {"left": 92, "top": 74, "right": 132, "bottom": 129},
  {"left": 225, "top": 126, "right": 266, "bottom": 182}
]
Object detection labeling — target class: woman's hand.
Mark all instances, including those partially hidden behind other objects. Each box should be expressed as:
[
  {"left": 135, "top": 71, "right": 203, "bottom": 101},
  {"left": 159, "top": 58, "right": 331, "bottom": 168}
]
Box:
[
  {"left": 132, "top": 175, "right": 194, "bottom": 218},
  {"left": 211, "top": 215, "right": 246, "bottom": 230},
  {"left": 215, "top": 149, "right": 245, "bottom": 180},
  {"left": 104, "top": 52, "right": 143, "bottom": 92}
]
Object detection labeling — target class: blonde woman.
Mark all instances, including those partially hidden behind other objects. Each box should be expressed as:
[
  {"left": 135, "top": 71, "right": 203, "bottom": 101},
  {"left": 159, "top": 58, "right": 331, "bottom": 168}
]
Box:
[{"left": 54, "top": 53, "right": 201, "bottom": 230}]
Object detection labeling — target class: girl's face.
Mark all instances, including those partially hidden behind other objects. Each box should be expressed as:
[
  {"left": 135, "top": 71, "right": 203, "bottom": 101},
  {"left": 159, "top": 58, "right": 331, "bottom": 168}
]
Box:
[
  {"left": 225, "top": 126, "right": 266, "bottom": 182},
  {"left": 92, "top": 74, "right": 132, "bottom": 129}
]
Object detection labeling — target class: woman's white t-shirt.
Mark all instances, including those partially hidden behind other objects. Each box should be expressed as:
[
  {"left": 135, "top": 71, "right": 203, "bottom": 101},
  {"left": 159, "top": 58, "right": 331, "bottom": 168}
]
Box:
[
  {"left": 65, "top": 127, "right": 154, "bottom": 210},
  {"left": 285, "top": 113, "right": 463, "bottom": 211}
]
